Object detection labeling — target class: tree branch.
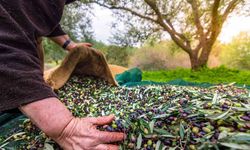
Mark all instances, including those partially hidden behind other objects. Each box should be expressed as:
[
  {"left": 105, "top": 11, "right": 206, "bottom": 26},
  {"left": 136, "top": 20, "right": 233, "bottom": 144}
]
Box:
[
  {"left": 187, "top": 0, "right": 204, "bottom": 38},
  {"left": 144, "top": 0, "right": 192, "bottom": 54},
  {"left": 209, "top": 0, "right": 221, "bottom": 42},
  {"left": 222, "top": 0, "right": 241, "bottom": 22},
  {"left": 91, "top": 1, "right": 158, "bottom": 23}
]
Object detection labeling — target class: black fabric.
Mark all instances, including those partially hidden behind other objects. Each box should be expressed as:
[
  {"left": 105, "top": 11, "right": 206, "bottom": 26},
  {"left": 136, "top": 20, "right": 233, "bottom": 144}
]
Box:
[
  {"left": 66, "top": 0, "right": 77, "bottom": 4},
  {"left": 46, "top": 24, "right": 66, "bottom": 37},
  {"left": 0, "top": 0, "right": 72, "bottom": 111}
]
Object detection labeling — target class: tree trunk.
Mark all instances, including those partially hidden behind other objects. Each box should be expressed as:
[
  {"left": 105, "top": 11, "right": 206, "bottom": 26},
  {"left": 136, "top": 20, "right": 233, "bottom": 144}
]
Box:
[
  {"left": 189, "top": 45, "right": 212, "bottom": 70},
  {"left": 190, "top": 56, "right": 208, "bottom": 70},
  {"left": 189, "top": 54, "right": 200, "bottom": 70}
]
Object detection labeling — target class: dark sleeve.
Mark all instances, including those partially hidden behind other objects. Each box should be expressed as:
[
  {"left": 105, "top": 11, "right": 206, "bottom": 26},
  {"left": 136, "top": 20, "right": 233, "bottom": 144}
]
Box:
[
  {"left": 46, "top": 24, "right": 66, "bottom": 37},
  {"left": 66, "top": 0, "right": 76, "bottom": 4}
]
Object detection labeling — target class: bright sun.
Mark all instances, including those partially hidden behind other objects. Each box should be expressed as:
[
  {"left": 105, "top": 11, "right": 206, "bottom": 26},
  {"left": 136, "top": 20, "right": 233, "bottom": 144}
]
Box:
[{"left": 219, "top": 16, "right": 250, "bottom": 43}]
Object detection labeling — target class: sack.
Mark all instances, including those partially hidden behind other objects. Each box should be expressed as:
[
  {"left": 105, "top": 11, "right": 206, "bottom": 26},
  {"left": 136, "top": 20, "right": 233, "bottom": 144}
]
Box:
[{"left": 44, "top": 46, "right": 119, "bottom": 90}]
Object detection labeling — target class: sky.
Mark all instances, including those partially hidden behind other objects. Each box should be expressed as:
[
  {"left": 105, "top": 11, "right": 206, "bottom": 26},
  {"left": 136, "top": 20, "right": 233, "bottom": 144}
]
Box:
[{"left": 92, "top": 5, "right": 250, "bottom": 44}]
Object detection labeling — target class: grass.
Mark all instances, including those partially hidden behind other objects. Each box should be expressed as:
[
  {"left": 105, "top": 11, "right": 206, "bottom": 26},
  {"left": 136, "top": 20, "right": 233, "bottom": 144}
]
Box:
[{"left": 142, "top": 66, "right": 250, "bottom": 85}]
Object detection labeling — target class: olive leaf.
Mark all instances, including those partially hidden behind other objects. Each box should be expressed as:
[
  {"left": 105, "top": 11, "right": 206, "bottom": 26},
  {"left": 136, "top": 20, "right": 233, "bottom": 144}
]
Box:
[
  {"left": 207, "top": 108, "right": 231, "bottom": 120},
  {"left": 179, "top": 123, "right": 185, "bottom": 140},
  {"left": 153, "top": 114, "right": 169, "bottom": 119},
  {"left": 43, "top": 143, "right": 54, "bottom": 150},
  {"left": 220, "top": 142, "right": 250, "bottom": 150},
  {"left": 149, "top": 120, "right": 155, "bottom": 134},
  {"left": 218, "top": 131, "right": 228, "bottom": 140},
  {"left": 155, "top": 140, "right": 161, "bottom": 150},
  {"left": 212, "top": 92, "right": 218, "bottom": 105},
  {"left": 136, "top": 133, "right": 142, "bottom": 149},
  {"left": 227, "top": 133, "right": 250, "bottom": 142}
]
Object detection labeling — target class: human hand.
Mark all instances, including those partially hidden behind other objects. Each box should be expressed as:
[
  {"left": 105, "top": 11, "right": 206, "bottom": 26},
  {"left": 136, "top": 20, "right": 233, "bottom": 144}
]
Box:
[
  {"left": 54, "top": 115, "right": 125, "bottom": 150},
  {"left": 67, "top": 42, "right": 93, "bottom": 51}
]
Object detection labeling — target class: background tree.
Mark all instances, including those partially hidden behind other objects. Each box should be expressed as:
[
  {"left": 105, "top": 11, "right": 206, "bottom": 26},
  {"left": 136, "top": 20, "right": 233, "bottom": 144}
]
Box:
[
  {"left": 220, "top": 32, "right": 250, "bottom": 70},
  {"left": 86, "top": 0, "right": 248, "bottom": 70}
]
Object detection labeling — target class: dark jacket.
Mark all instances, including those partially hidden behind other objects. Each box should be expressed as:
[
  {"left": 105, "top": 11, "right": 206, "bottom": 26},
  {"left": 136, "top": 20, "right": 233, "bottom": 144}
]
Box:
[{"left": 0, "top": 0, "right": 75, "bottom": 111}]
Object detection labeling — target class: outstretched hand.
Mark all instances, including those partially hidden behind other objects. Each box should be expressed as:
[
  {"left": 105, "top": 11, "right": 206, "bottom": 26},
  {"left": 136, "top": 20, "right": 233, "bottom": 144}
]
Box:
[
  {"left": 20, "top": 98, "right": 124, "bottom": 150},
  {"left": 55, "top": 115, "right": 125, "bottom": 150}
]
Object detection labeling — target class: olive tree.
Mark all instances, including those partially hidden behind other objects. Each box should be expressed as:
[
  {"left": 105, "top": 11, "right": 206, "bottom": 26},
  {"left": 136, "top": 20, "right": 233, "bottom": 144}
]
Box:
[{"left": 86, "top": 0, "right": 248, "bottom": 70}]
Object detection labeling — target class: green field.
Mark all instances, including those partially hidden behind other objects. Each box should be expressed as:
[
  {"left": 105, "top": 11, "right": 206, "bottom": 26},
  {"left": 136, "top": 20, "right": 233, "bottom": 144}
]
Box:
[{"left": 143, "top": 67, "right": 250, "bottom": 85}]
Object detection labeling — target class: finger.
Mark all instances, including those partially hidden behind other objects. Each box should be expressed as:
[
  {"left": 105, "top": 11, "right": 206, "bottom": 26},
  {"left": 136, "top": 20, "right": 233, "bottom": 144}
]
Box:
[
  {"left": 97, "top": 131, "right": 125, "bottom": 143},
  {"left": 85, "top": 43, "right": 93, "bottom": 47},
  {"left": 94, "top": 144, "right": 119, "bottom": 150},
  {"left": 82, "top": 43, "right": 92, "bottom": 47},
  {"left": 86, "top": 114, "right": 115, "bottom": 125}
]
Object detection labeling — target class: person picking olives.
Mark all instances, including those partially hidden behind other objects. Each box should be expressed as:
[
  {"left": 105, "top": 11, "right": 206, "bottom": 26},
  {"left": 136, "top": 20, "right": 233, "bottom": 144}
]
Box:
[{"left": 0, "top": 0, "right": 125, "bottom": 149}]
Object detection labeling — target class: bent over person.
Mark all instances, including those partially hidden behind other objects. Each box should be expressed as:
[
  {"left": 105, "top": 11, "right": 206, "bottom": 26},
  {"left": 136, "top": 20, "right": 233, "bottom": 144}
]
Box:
[{"left": 0, "top": 0, "right": 125, "bottom": 149}]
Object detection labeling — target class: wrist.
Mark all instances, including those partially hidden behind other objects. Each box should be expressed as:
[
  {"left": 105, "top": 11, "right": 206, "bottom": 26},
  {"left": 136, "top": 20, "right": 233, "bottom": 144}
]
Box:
[
  {"left": 55, "top": 117, "right": 79, "bottom": 141},
  {"left": 65, "top": 41, "right": 77, "bottom": 51},
  {"left": 19, "top": 98, "right": 74, "bottom": 139}
]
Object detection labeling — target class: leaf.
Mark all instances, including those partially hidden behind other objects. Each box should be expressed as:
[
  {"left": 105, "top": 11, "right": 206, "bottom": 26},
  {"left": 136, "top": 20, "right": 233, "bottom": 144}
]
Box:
[
  {"left": 220, "top": 142, "right": 250, "bottom": 150},
  {"left": 136, "top": 133, "right": 142, "bottom": 149},
  {"left": 161, "top": 146, "right": 168, "bottom": 150},
  {"left": 168, "top": 147, "right": 178, "bottom": 150},
  {"left": 227, "top": 132, "right": 250, "bottom": 142},
  {"left": 218, "top": 131, "right": 228, "bottom": 140},
  {"left": 207, "top": 108, "right": 231, "bottom": 120},
  {"left": 179, "top": 123, "right": 185, "bottom": 140},
  {"left": 155, "top": 140, "right": 161, "bottom": 150},
  {"left": 0, "top": 141, "right": 9, "bottom": 149},
  {"left": 153, "top": 113, "right": 169, "bottom": 119},
  {"left": 212, "top": 93, "right": 218, "bottom": 105},
  {"left": 149, "top": 120, "right": 155, "bottom": 134},
  {"left": 43, "top": 143, "right": 54, "bottom": 150},
  {"left": 119, "top": 145, "right": 123, "bottom": 150},
  {"left": 231, "top": 107, "right": 250, "bottom": 111},
  {"left": 241, "top": 103, "right": 250, "bottom": 109},
  {"left": 154, "top": 128, "right": 173, "bottom": 135}
]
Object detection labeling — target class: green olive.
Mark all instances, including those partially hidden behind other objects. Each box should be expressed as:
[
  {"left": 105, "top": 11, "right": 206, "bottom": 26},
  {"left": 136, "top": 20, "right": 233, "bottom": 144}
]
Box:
[
  {"left": 234, "top": 103, "right": 242, "bottom": 107},
  {"left": 192, "top": 127, "right": 199, "bottom": 134},
  {"left": 144, "top": 128, "right": 149, "bottom": 134},
  {"left": 147, "top": 140, "right": 153, "bottom": 146},
  {"left": 202, "top": 127, "right": 211, "bottom": 133},
  {"left": 189, "top": 145, "right": 196, "bottom": 150},
  {"left": 218, "top": 127, "right": 231, "bottom": 132}
]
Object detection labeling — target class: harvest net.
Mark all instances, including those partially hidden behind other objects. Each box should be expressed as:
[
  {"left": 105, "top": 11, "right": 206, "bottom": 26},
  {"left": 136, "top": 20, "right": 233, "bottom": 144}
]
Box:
[{"left": 0, "top": 76, "right": 250, "bottom": 150}]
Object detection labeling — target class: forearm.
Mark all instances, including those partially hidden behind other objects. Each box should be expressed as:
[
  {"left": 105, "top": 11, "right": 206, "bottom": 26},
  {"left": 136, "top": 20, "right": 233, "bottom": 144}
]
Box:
[
  {"left": 19, "top": 97, "right": 74, "bottom": 139},
  {"left": 50, "top": 34, "right": 77, "bottom": 51}
]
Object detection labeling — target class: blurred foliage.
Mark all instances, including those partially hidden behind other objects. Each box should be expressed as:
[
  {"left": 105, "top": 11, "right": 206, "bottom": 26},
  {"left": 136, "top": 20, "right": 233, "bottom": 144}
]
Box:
[
  {"left": 130, "top": 48, "right": 169, "bottom": 71},
  {"left": 92, "top": 41, "right": 133, "bottom": 67},
  {"left": 105, "top": 45, "right": 133, "bottom": 66},
  {"left": 220, "top": 32, "right": 250, "bottom": 70},
  {"left": 143, "top": 66, "right": 250, "bottom": 85},
  {"left": 43, "top": 38, "right": 67, "bottom": 65},
  {"left": 129, "top": 40, "right": 190, "bottom": 70},
  {"left": 43, "top": 2, "right": 93, "bottom": 65},
  {"left": 61, "top": 1, "right": 93, "bottom": 42}
]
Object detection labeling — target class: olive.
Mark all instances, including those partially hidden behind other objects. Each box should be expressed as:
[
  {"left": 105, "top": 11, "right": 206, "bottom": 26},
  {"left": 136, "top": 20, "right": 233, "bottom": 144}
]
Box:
[
  {"left": 144, "top": 128, "right": 149, "bottom": 134},
  {"left": 234, "top": 103, "right": 242, "bottom": 107},
  {"left": 192, "top": 127, "right": 199, "bottom": 134},
  {"left": 127, "top": 143, "right": 134, "bottom": 149},
  {"left": 202, "top": 127, "right": 211, "bottom": 133},
  {"left": 112, "top": 123, "right": 117, "bottom": 129},
  {"left": 189, "top": 145, "right": 196, "bottom": 150},
  {"left": 241, "top": 116, "right": 250, "bottom": 121},
  {"left": 218, "top": 127, "right": 231, "bottom": 132}
]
